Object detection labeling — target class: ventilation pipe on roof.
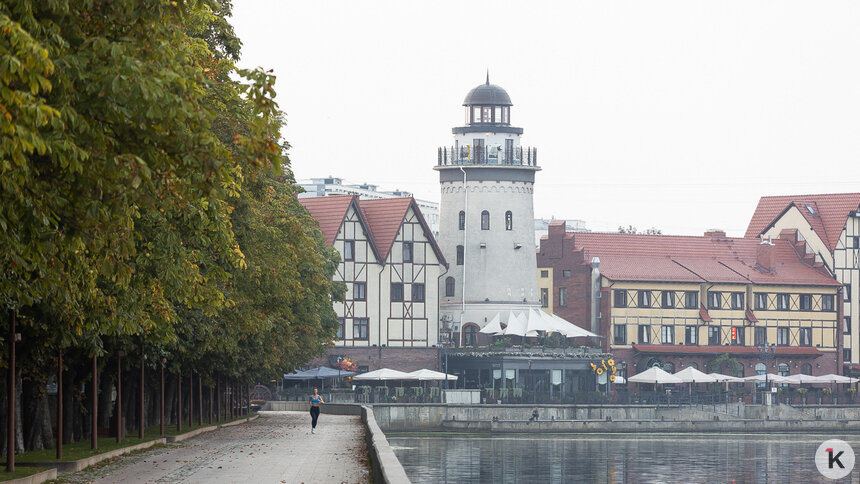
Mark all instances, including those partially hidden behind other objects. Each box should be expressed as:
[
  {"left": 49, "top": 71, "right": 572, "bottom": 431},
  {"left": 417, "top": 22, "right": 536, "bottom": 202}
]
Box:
[{"left": 591, "top": 257, "right": 601, "bottom": 335}]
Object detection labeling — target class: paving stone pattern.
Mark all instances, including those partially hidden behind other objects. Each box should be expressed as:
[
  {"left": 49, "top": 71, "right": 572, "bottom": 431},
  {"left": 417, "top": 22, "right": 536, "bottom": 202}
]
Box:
[{"left": 57, "top": 411, "right": 370, "bottom": 484}]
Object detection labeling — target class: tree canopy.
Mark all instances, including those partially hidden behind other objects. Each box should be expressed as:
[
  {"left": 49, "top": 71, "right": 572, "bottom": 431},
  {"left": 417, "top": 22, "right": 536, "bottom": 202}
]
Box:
[{"left": 1, "top": 0, "right": 339, "bottom": 390}]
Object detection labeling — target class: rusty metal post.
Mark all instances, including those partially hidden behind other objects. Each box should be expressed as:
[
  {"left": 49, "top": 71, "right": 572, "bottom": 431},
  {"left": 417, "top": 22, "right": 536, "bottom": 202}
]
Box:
[
  {"left": 160, "top": 359, "right": 165, "bottom": 436},
  {"left": 177, "top": 369, "right": 182, "bottom": 432},
  {"left": 91, "top": 354, "right": 98, "bottom": 450},
  {"left": 7, "top": 312, "right": 17, "bottom": 472},
  {"left": 116, "top": 350, "right": 123, "bottom": 443},
  {"left": 198, "top": 374, "right": 202, "bottom": 426},
  {"left": 57, "top": 350, "right": 63, "bottom": 460},
  {"left": 216, "top": 375, "right": 221, "bottom": 423},
  {"left": 208, "top": 384, "right": 213, "bottom": 425},
  {"left": 188, "top": 371, "right": 193, "bottom": 428},
  {"left": 139, "top": 342, "right": 145, "bottom": 439}
]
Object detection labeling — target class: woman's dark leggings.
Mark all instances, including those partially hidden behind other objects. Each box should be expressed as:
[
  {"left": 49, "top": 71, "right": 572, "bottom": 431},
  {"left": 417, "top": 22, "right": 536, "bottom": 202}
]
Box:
[{"left": 310, "top": 406, "right": 320, "bottom": 428}]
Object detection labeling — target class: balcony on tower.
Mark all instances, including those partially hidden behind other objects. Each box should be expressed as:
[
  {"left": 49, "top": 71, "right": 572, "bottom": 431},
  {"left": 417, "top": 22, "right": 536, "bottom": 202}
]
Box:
[{"left": 437, "top": 145, "right": 538, "bottom": 167}]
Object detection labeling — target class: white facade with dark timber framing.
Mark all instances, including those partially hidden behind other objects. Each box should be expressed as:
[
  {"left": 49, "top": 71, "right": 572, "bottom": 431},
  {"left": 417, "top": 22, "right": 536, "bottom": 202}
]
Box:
[
  {"left": 434, "top": 77, "right": 541, "bottom": 346},
  {"left": 745, "top": 193, "right": 860, "bottom": 373},
  {"left": 298, "top": 195, "right": 447, "bottom": 349}
]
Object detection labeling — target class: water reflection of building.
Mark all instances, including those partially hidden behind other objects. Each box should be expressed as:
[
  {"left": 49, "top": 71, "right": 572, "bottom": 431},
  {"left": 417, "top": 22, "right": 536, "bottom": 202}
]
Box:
[
  {"left": 539, "top": 221, "right": 843, "bottom": 380},
  {"left": 434, "top": 78, "right": 609, "bottom": 401}
]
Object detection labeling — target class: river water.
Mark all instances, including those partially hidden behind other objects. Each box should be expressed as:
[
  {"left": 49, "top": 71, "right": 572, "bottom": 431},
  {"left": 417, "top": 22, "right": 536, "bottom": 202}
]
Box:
[{"left": 389, "top": 432, "right": 860, "bottom": 483}]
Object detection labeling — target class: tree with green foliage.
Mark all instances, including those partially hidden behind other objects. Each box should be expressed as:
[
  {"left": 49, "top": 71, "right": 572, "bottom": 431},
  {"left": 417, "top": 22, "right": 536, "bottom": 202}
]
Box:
[{"left": 1, "top": 0, "right": 341, "bottom": 455}]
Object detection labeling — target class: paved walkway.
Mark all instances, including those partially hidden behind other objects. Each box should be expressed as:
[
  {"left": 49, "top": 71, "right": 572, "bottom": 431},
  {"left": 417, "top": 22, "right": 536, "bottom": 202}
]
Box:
[{"left": 57, "top": 411, "right": 370, "bottom": 484}]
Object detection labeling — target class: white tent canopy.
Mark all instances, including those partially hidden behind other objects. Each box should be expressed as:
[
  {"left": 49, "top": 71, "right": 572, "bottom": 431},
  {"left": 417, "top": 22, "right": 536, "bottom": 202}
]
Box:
[
  {"left": 549, "top": 313, "right": 600, "bottom": 338},
  {"left": 628, "top": 367, "right": 684, "bottom": 384},
  {"left": 407, "top": 369, "right": 458, "bottom": 381},
  {"left": 673, "top": 367, "right": 717, "bottom": 383},
  {"left": 479, "top": 313, "right": 504, "bottom": 335},
  {"left": 352, "top": 368, "right": 411, "bottom": 381},
  {"left": 503, "top": 311, "right": 528, "bottom": 337}
]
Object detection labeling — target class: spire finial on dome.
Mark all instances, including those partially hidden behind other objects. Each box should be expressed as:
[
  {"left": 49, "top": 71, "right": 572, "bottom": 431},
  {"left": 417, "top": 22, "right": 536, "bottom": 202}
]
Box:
[{"left": 486, "top": 70, "right": 489, "bottom": 85}]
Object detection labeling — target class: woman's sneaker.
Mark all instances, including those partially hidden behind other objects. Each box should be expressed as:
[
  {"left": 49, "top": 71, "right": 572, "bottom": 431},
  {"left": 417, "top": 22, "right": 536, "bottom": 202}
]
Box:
[{"left": 312, "top": 428, "right": 315, "bottom": 434}]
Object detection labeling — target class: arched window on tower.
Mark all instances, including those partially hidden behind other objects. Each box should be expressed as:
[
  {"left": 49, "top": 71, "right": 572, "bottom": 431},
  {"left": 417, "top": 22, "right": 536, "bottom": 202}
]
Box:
[
  {"left": 505, "top": 211, "right": 513, "bottom": 231},
  {"left": 445, "top": 277, "right": 455, "bottom": 297},
  {"left": 456, "top": 245, "right": 464, "bottom": 265},
  {"left": 459, "top": 211, "right": 465, "bottom": 230},
  {"left": 481, "top": 210, "right": 490, "bottom": 230}
]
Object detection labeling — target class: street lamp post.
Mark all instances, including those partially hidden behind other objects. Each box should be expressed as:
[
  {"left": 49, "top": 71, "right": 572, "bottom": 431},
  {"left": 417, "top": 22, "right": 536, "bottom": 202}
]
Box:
[{"left": 758, "top": 343, "right": 776, "bottom": 405}]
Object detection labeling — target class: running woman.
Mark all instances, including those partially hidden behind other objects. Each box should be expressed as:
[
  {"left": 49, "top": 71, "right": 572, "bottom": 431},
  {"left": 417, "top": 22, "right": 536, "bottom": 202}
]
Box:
[{"left": 309, "top": 388, "right": 324, "bottom": 433}]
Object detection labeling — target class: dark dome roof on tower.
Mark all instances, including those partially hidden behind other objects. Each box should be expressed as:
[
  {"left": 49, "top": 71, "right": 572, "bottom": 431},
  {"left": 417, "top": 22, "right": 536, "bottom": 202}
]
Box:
[{"left": 463, "top": 75, "right": 512, "bottom": 106}]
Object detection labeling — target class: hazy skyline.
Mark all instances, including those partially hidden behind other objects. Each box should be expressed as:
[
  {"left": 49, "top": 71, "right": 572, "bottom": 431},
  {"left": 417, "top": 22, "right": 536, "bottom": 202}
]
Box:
[{"left": 230, "top": 1, "right": 860, "bottom": 236}]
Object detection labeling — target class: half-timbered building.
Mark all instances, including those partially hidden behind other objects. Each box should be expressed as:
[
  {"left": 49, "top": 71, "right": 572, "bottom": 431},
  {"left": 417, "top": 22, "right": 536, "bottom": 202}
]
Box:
[
  {"left": 538, "top": 221, "right": 843, "bottom": 382},
  {"left": 745, "top": 193, "right": 860, "bottom": 375},
  {"left": 298, "top": 195, "right": 447, "bottom": 372}
]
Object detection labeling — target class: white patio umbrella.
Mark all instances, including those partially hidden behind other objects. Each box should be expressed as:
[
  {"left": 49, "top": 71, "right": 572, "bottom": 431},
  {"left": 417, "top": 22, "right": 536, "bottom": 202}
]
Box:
[
  {"left": 479, "top": 313, "right": 504, "bottom": 335},
  {"left": 503, "top": 311, "right": 528, "bottom": 337},
  {"left": 783, "top": 374, "right": 827, "bottom": 385},
  {"left": 816, "top": 374, "right": 860, "bottom": 384},
  {"left": 352, "top": 368, "right": 412, "bottom": 380},
  {"left": 407, "top": 369, "right": 458, "bottom": 381},
  {"left": 674, "top": 367, "right": 717, "bottom": 395},
  {"left": 628, "top": 367, "right": 684, "bottom": 384},
  {"left": 742, "top": 373, "right": 791, "bottom": 384},
  {"left": 674, "top": 367, "right": 717, "bottom": 383},
  {"left": 613, "top": 375, "right": 627, "bottom": 384},
  {"left": 708, "top": 372, "right": 744, "bottom": 383}
]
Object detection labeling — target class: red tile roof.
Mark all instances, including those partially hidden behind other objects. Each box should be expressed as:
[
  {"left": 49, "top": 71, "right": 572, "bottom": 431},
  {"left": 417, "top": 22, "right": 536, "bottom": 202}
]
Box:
[
  {"left": 632, "top": 344, "right": 823, "bottom": 357},
  {"left": 299, "top": 196, "right": 447, "bottom": 267},
  {"left": 297, "top": 195, "right": 356, "bottom": 246},
  {"left": 571, "top": 232, "right": 839, "bottom": 286},
  {"left": 357, "top": 198, "right": 414, "bottom": 261},
  {"left": 745, "top": 193, "right": 860, "bottom": 251}
]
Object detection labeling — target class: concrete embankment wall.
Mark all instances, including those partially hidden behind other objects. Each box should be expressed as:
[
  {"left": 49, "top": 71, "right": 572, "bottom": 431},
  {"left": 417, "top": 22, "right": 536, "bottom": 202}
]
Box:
[
  {"left": 263, "top": 401, "right": 409, "bottom": 484},
  {"left": 369, "top": 403, "right": 860, "bottom": 434}
]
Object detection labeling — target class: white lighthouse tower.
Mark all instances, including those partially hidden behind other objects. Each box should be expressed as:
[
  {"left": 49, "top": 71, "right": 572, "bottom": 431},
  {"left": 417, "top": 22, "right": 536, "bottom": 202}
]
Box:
[{"left": 435, "top": 76, "right": 541, "bottom": 346}]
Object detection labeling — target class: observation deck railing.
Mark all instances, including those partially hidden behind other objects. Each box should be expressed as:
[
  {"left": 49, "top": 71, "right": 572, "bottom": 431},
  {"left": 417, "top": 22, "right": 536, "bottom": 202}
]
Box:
[{"left": 437, "top": 146, "right": 538, "bottom": 167}]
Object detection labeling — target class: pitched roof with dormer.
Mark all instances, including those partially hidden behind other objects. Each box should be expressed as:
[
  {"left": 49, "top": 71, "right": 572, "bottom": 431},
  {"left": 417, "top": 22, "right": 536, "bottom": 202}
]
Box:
[{"left": 745, "top": 193, "right": 860, "bottom": 252}]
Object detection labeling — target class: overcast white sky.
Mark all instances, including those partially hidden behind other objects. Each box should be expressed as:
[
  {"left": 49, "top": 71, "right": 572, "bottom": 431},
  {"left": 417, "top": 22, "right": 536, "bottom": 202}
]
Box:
[{"left": 230, "top": 1, "right": 860, "bottom": 236}]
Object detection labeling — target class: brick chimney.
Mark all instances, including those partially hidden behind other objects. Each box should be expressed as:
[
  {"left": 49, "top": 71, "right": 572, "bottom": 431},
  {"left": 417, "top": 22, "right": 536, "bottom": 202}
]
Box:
[
  {"left": 548, "top": 220, "right": 567, "bottom": 238},
  {"left": 705, "top": 229, "right": 726, "bottom": 239},
  {"left": 756, "top": 238, "right": 775, "bottom": 272}
]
